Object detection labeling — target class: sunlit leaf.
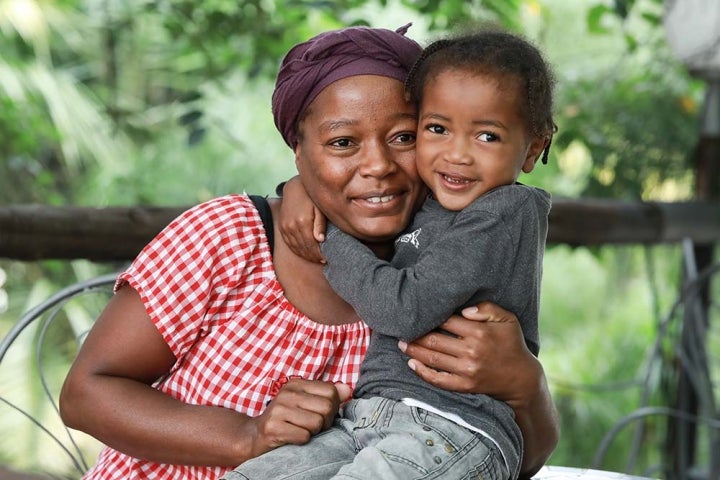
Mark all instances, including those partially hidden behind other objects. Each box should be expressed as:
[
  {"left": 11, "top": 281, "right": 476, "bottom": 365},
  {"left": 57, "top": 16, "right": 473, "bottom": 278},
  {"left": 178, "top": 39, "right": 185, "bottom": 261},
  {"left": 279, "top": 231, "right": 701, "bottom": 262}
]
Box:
[{"left": 587, "top": 4, "right": 613, "bottom": 34}]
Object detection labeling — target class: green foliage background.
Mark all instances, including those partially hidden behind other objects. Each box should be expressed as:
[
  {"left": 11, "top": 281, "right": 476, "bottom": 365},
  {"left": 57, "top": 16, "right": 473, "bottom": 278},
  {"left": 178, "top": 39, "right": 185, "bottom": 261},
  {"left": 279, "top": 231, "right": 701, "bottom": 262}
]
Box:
[{"left": 1, "top": 0, "right": 718, "bottom": 478}]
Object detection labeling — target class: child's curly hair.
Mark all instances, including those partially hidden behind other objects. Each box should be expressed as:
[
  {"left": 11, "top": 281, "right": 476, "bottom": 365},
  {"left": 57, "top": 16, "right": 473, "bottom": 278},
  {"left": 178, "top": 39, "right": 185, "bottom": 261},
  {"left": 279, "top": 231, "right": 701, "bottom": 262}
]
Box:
[{"left": 405, "top": 29, "right": 557, "bottom": 164}]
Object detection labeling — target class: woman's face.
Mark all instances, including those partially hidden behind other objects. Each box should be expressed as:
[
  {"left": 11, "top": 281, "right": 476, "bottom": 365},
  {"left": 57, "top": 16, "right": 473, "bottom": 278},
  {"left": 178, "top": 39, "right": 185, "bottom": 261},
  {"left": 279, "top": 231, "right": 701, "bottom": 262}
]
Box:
[{"left": 294, "top": 75, "right": 424, "bottom": 245}]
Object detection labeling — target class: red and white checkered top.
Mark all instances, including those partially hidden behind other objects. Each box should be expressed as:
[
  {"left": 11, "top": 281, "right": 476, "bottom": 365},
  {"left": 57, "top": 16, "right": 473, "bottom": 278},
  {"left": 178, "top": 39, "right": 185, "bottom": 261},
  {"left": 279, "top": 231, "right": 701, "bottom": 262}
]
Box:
[{"left": 83, "top": 194, "right": 370, "bottom": 480}]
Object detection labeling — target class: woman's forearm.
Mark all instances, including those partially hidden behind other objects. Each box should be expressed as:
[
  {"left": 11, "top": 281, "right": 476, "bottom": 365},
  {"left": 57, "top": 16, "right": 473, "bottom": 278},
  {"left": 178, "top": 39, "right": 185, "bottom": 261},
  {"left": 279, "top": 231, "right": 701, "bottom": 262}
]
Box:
[
  {"left": 61, "top": 370, "right": 347, "bottom": 467},
  {"left": 511, "top": 359, "right": 559, "bottom": 478},
  {"left": 61, "top": 373, "right": 253, "bottom": 466}
]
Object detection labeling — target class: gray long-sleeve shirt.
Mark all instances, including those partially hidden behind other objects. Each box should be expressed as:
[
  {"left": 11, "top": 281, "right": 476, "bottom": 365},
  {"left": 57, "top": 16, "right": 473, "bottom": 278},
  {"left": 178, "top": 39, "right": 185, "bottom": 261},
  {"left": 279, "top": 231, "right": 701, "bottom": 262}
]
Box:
[{"left": 320, "top": 183, "right": 550, "bottom": 478}]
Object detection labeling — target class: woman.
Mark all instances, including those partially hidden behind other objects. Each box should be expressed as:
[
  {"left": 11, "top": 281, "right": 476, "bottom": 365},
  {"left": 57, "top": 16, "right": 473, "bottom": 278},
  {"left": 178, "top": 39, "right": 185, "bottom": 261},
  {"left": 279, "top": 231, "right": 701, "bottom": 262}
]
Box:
[{"left": 59, "top": 24, "right": 558, "bottom": 479}]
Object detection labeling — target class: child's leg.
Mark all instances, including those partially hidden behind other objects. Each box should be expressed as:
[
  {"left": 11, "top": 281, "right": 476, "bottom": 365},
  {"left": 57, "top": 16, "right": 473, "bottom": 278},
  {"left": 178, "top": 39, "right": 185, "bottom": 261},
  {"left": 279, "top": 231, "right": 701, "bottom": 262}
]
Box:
[
  {"left": 332, "top": 399, "right": 509, "bottom": 480},
  {"left": 220, "top": 425, "right": 356, "bottom": 480}
]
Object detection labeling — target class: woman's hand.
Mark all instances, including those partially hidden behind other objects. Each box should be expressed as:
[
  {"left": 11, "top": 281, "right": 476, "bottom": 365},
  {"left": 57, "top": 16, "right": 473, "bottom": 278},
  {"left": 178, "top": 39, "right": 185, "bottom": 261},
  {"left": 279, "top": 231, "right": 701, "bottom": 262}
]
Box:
[
  {"left": 278, "top": 176, "right": 327, "bottom": 264},
  {"left": 247, "top": 379, "right": 351, "bottom": 459},
  {"left": 400, "top": 302, "right": 533, "bottom": 401},
  {"left": 401, "top": 301, "right": 559, "bottom": 478}
]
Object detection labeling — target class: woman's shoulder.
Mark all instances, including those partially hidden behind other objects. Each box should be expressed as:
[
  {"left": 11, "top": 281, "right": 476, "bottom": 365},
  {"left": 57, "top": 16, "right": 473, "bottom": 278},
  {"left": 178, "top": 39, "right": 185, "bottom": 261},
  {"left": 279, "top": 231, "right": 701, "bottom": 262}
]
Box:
[
  {"left": 134, "top": 193, "right": 270, "bottom": 268},
  {"left": 181, "top": 193, "right": 257, "bottom": 220},
  {"left": 169, "top": 194, "right": 262, "bottom": 235}
]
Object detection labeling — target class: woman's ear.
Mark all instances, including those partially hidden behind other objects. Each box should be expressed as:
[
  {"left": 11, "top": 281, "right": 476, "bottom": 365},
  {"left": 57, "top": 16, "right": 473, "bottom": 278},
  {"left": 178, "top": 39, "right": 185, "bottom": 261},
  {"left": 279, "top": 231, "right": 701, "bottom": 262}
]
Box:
[
  {"left": 522, "top": 136, "right": 550, "bottom": 173},
  {"left": 294, "top": 141, "right": 303, "bottom": 172}
]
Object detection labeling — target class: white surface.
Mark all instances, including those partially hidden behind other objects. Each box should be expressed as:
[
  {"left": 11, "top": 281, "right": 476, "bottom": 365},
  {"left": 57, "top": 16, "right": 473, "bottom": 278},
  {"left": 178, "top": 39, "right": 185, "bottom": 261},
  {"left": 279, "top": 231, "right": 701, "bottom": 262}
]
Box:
[{"left": 533, "top": 466, "right": 657, "bottom": 480}]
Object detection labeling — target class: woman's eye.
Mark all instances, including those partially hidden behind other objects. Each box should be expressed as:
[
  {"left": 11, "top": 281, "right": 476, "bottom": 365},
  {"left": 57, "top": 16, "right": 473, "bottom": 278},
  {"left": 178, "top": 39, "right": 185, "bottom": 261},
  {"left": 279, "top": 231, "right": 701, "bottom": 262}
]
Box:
[
  {"left": 478, "top": 132, "right": 499, "bottom": 142},
  {"left": 330, "top": 138, "right": 353, "bottom": 148},
  {"left": 394, "top": 132, "right": 416, "bottom": 144}
]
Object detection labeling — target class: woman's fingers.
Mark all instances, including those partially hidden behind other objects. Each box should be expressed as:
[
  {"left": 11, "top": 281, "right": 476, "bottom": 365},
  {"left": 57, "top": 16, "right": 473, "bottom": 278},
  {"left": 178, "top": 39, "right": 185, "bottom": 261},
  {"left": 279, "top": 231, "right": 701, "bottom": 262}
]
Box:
[
  {"left": 402, "top": 302, "right": 529, "bottom": 396},
  {"left": 277, "top": 379, "right": 346, "bottom": 430}
]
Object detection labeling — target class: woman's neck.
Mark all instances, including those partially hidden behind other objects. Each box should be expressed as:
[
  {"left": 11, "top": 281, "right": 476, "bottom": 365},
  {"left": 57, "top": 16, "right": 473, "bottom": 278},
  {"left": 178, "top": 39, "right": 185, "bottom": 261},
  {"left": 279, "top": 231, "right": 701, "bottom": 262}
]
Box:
[
  {"left": 270, "top": 199, "right": 362, "bottom": 326},
  {"left": 363, "top": 241, "right": 394, "bottom": 261}
]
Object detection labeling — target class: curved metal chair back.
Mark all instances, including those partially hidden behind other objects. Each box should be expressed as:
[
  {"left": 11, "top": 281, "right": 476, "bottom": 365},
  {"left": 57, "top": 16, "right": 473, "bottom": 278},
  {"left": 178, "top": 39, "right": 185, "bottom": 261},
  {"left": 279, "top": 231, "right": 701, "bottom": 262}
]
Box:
[
  {"left": 0, "top": 273, "right": 118, "bottom": 478},
  {"left": 592, "top": 240, "right": 719, "bottom": 479}
]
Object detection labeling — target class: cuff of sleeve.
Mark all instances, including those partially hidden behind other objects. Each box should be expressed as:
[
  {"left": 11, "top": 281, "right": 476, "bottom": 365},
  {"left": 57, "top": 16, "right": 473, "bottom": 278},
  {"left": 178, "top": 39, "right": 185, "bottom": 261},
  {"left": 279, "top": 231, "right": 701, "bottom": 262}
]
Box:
[
  {"left": 324, "top": 223, "right": 341, "bottom": 239},
  {"left": 320, "top": 223, "right": 345, "bottom": 255}
]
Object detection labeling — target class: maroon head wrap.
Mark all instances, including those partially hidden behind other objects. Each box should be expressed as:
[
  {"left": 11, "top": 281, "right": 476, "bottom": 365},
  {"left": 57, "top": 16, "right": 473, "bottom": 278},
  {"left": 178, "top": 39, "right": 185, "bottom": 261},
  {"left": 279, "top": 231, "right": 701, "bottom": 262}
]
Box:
[{"left": 272, "top": 24, "right": 423, "bottom": 149}]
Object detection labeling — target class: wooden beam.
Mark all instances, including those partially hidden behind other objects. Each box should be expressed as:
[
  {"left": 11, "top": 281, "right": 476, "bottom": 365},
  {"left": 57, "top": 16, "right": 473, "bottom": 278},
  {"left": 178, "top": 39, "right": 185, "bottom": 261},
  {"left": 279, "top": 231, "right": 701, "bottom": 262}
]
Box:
[
  {"left": 0, "top": 204, "right": 187, "bottom": 261},
  {"left": 547, "top": 199, "right": 720, "bottom": 246},
  {"left": 0, "top": 199, "right": 718, "bottom": 261}
]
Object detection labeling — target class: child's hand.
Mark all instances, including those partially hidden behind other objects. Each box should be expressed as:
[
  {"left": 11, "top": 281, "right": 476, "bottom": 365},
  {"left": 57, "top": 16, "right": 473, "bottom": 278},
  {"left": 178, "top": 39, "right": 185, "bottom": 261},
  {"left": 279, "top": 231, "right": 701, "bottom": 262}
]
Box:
[{"left": 279, "top": 176, "right": 327, "bottom": 263}]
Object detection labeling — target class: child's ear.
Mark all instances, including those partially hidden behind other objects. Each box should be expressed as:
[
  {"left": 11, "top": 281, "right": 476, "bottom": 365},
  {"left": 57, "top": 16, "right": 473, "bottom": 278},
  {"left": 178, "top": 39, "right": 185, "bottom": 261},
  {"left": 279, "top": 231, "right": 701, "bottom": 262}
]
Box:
[{"left": 522, "top": 136, "right": 550, "bottom": 173}]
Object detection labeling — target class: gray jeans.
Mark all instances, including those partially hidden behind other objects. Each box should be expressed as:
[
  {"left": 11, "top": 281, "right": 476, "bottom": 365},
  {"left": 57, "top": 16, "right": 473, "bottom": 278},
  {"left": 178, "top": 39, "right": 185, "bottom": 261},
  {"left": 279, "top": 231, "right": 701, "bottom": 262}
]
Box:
[{"left": 222, "top": 396, "right": 508, "bottom": 480}]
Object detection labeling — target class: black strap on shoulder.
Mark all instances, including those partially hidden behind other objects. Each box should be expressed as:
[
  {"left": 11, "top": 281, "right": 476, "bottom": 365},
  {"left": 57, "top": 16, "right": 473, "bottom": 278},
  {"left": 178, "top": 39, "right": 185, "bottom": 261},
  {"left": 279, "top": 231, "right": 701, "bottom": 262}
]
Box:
[{"left": 248, "top": 195, "right": 274, "bottom": 256}]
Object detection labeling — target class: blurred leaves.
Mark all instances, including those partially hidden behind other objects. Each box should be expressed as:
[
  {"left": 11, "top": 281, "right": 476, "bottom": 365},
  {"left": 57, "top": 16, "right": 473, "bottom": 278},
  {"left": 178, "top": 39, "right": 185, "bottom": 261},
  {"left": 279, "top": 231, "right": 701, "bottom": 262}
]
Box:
[
  {"left": 400, "top": 0, "right": 522, "bottom": 30},
  {"left": 555, "top": 69, "right": 698, "bottom": 200},
  {"left": 0, "top": 0, "right": 715, "bottom": 475},
  {"left": 0, "top": 0, "right": 528, "bottom": 207}
]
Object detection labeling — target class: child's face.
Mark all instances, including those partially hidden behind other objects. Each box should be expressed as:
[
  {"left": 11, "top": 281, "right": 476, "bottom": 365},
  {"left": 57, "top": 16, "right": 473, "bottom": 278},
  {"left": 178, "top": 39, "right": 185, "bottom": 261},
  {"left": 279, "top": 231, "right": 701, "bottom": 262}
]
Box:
[{"left": 416, "top": 68, "right": 547, "bottom": 211}]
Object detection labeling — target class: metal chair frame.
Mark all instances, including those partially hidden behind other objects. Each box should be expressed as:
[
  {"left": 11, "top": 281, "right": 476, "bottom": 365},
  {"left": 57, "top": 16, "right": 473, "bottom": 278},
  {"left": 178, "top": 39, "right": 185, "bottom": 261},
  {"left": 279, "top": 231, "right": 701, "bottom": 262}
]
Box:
[
  {"left": 0, "top": 273, "right": 118, "bottom": 478},
  {"left": 592, "top": 240, "right": 719, "bottom": 480}
]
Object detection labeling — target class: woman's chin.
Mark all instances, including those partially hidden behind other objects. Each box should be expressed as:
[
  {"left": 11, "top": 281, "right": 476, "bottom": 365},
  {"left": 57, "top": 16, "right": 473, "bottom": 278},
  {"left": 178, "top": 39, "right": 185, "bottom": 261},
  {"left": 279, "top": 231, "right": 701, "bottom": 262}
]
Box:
[{"left": 350, "top": 219, "right": 406, "bottom": 244}]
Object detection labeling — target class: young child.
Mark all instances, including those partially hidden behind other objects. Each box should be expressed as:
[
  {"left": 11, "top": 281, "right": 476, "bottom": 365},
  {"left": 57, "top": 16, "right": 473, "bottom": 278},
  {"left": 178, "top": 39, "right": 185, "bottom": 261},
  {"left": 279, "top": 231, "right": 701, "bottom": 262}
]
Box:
[{"left": 223, "top": 29, "right": 556, "bottom": 480}]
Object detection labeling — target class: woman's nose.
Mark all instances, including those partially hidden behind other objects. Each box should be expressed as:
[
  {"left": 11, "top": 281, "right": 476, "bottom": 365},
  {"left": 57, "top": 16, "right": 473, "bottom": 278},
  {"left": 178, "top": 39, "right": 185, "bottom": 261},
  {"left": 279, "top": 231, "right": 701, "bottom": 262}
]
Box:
[{"left": 358, "top": 143, "right": 398, "bottom": 177}]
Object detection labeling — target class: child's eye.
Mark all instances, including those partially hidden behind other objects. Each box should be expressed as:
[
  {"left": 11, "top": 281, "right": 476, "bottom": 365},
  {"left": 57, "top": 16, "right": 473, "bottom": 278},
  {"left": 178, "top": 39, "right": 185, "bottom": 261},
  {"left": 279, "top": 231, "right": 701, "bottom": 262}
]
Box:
[
  {"left": 478, "top": 132, "right": 499, "bottom": 142},
  {"left": 427, "top": 124, "right": 446, "bottom": 135}
]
